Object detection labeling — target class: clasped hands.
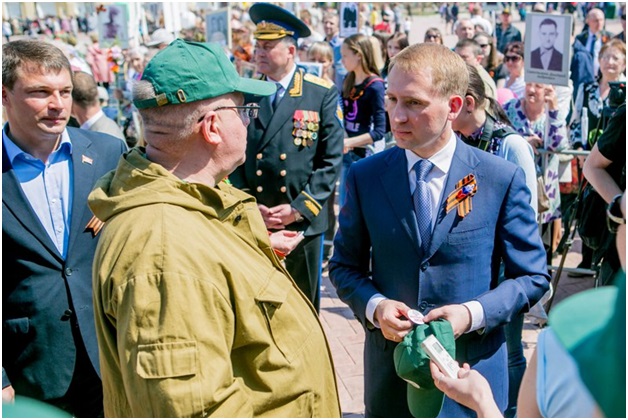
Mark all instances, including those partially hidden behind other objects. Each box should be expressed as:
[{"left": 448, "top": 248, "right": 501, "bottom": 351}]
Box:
[
  {"left": 374, "top": 299, "right": 472, "bottom": 342},
  {"left": 259, "top": 204, "right": 301, "bottom": 230}
]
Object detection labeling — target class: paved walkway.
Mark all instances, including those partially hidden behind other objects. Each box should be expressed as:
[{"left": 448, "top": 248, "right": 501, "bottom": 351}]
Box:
[{"left": 320, "top": 234, "right": 596, "bottom": 418}]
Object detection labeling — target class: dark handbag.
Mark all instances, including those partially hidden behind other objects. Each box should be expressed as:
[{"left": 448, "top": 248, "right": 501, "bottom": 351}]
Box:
[{"left": 576, "top": 181, "right": 607, "bottom": 250}]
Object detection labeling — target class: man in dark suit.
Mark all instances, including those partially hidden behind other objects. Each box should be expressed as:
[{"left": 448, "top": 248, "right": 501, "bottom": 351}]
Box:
[
  {"left": 530, "top": 18, "right": 564, "bottom": 71},
  {"left": 570, "top": 8, "right": 614, "bottom": 96},
  {"left": 2, "top": 40, "right": 127, "bottom": 416},
  {"left": 230, "top": 3, "right": 344, "bottom": 312},
  {"left": 329, "top": 43, "right": 550, "bottom": 417}
]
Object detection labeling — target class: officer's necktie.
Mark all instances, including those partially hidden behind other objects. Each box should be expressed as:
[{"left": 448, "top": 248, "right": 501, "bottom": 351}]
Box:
[
  {"left": 413, "top": 159, "right": 434, "bottom": 255},
  {"left": 272, "top": 83, "right": 283, "bottom": 110}
]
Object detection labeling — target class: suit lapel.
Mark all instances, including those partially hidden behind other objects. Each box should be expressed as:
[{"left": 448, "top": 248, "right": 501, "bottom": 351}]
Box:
[
  {"left": 428, "top": 139, "right": 479, "bottom": 257},
  {"left": 258, "top": 69, "right": 305, "bottom": 151},
  {"left": 2, "top": 143, "right": 63, "bottom": 260},
  {"left": 257, "top": 94, "right": 273, "bottom": 131},
  {"left": 380, "top": 148, "right": 423, "bottom": 257},
  {"left": 66, "top": 132, "right": 97, "bottom": 253}
]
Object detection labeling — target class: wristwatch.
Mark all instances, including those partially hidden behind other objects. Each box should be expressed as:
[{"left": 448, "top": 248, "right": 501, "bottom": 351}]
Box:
[
  {"left": 292, "top": 207, "right": 304, "bottom": 223},
  {"left": 606, "top": 193, "right": 625, "bottom": 233}
]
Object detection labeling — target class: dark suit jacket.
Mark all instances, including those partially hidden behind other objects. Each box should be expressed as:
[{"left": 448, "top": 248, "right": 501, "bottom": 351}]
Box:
[
  {"left": 2, "top": 127, "right": 126, "bottom": 401},
  {"left": 329, "top": 140, "right": 549, "bottom": 417},
  {"left": 530, "top": 47, "right": 563, "bottom": 71},
  {"left": 570, "top": 30, "right": 614, "bottom": 89},
  {"left": 230, "top": 67, "right": 343, "bottom": 236}
]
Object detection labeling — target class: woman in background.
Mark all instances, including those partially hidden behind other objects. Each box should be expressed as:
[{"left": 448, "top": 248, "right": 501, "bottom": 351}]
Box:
[
  {"left": 502, "top": 41, "right": 526, "bottom": 98},
  {"left": 567, "top": 38, "right": 626, "bottom": 276},
  {"left": 382, "top": 32, "right": 409, "bottom": 80},
  {"left": 474, "top": 31, "right": 506, "bottom": 86},
  {"left": 338, "top": 33, "right": 387, "bottom": 207},
  {"left": 423, "top": 27, "right": 444, "bottom": 44},
  {"left": 504, "top": 82, "right": 569, "bottom": 259},
  {"left": 307, "top": 41, "right": 335, "bottom": 84}
]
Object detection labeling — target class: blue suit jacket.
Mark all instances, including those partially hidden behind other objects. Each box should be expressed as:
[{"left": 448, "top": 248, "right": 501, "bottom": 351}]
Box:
[
  {"left": 329, "top": 139, "right": 549, "bottom": 417},
  {"left": 2, "top": 127, "right": 126, "bottom": 401}
]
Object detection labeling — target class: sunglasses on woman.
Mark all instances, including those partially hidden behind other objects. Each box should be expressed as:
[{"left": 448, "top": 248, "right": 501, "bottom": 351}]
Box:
[
  {"left": 426, "top": 33, "right": 440, "bottom": 39},
  {"left": 504, "top": 55, "right": 522, "bottom": 63}
]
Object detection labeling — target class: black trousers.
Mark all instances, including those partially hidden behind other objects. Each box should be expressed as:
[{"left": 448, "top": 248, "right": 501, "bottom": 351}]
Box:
[{"left": 285, "top": 233, "right": 324, "bottom": 312}]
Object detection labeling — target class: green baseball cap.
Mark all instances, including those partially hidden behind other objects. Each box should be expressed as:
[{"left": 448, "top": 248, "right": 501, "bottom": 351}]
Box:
[
  {"left": 393, "top": 319, "right": 456, "bottom": 417},
  {"left": 550, "top": 274, "right": 626, "bottom": 418},
  {"left": 134, "top": 39, "right": 276, "bottom": 109}
]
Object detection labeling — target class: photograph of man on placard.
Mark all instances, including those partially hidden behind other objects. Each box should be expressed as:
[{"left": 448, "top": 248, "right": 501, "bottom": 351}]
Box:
[
  {"left": 339, "top": 2, "right": 358, "bottom": 38},
  {"left": 97, "top": 4, "right": 129, "bottom": 48},
  {"left": 530, "top": 17, "right": 563, "bottom": 71},
  {"left": 524, "top": 12, "right": 572, "bottom": 87}
]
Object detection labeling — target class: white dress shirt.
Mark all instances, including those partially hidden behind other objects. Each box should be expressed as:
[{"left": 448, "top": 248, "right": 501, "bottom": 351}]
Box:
[{"left": 267, "top": 64, "right": 297, "bottom": 105}]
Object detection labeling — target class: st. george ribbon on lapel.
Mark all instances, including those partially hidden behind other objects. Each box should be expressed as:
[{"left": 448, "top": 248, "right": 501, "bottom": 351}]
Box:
[
  {"left": 445, "top": 174, "right": 478, "bottom": 218},
  {"left": 84, "top": 215, "right": 104, "bottom": 237}
]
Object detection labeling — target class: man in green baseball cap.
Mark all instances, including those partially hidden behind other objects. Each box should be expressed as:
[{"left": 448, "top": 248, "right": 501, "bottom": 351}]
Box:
[{"left": 88, "top": 39, "right": 342, "bottom": 417}]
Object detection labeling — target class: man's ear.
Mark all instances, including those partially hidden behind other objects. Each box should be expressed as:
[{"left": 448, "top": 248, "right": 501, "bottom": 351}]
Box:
[
  {"left": 2, "top": 86, "right": 10, "bottom": 107},
  {"left": 200, "top": 112, "right": 222, "bottom": 146},
  {"left": 448, "top": 95, "right": 465, "bottom": 120},
  {"left": 287, "top": 43, "right": 297, "bottom": 60}
]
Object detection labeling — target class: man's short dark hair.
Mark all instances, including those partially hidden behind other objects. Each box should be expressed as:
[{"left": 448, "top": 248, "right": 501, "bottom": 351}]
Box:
[
  {"left": 2, "top": 40, "right": 71, "bottom": 90},
  {"left": 539, "top": 18, "right": 558, "bottom": 29}
]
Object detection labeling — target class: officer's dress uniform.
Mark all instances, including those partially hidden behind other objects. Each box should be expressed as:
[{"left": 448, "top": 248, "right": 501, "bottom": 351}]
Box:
[
  {"left": 230, "top": 3, "right": 343, "bottom": 311},
  {"left": 231, "top": 67, "right": 343, "bottom": 311}
]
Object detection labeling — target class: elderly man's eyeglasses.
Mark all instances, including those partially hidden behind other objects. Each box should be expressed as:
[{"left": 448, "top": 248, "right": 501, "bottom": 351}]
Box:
[
  {"left": 214, "top": 103, "right": 260, "bottom": 120},
  {"left": 606, "top": 194, "right": 626, "bottom": 233}
]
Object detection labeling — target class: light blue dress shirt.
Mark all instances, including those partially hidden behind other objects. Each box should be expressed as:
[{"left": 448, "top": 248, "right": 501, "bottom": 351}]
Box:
[{"left": 3, "top": 125, "right": 73, "bottom": 258}]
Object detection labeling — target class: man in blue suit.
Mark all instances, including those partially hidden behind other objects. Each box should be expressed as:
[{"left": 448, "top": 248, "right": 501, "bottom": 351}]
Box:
[
  {"left": 329, "top": 43, "right": 549, "bottom": 417},
  {"left": 2, "top": 40, "right": 127, "bottom": 416}
]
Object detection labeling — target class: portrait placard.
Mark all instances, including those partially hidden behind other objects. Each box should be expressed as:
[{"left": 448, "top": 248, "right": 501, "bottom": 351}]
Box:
[
  {"left": 298, "top": 62, "right": 324, "bottom": 78},
  {"left": 97, "top": 4, "right": 130, "bottom": 49},
  {"left": 524, "top": 12, "right": 572, "bottom": 86},
  {"left": 206, "top": 7, "right": 231, "bottom": 49},
  {"left": 339, "top": 3, "right": 359, "bottom": 38}
]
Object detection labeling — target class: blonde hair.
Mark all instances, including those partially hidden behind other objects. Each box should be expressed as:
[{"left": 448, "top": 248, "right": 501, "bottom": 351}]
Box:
[
  {"left": 307, "top": 41, "right": 333, "bottom": 63},
  {"left": 599, "top": 38, "right": 626, "bottom": 62},
  {"left": 390, "top": 43, "right": 468, "bottom": 99}
]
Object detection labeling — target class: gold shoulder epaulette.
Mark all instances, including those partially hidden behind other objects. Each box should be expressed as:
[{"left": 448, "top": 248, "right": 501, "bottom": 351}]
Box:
[{"left": 303, "top": 73, "right": 333, "bottom": 89}]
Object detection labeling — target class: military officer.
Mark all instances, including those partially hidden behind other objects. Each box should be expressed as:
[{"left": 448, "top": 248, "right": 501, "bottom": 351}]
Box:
[{"left": 230, "top": 3, "right": 344, "bottom": 312}]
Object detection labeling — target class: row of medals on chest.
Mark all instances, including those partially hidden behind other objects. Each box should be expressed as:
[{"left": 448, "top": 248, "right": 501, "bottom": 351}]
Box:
[{"left": 292, "top": 120, "right": 319, "bottom": 147}]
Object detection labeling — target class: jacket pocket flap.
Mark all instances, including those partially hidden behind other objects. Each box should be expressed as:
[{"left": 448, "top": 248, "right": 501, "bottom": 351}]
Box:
[
  {"left": 254, "top": 271, "right": 289, "bottom": 306},
  {"left": 4, "top": 317, "right": 30, "bottom": 335},
  {"left": 137, "top": 341, "right": 198, "bottom": 379}
]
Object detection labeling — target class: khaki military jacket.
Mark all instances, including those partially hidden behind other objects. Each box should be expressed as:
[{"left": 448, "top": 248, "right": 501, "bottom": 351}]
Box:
[{"left": 89, "top": 149, "right": 341, "bottom": 417}]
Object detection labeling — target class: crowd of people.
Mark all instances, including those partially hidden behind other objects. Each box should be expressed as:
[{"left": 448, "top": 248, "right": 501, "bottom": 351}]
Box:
[{"left": 2, "top": 1, "right": 626, "bottom": 418}]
